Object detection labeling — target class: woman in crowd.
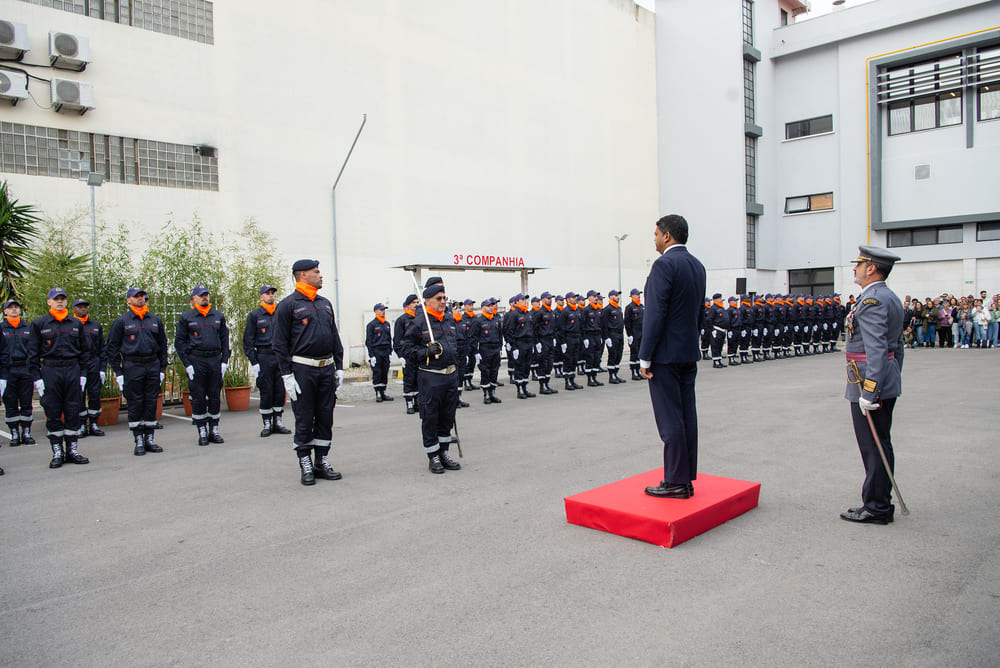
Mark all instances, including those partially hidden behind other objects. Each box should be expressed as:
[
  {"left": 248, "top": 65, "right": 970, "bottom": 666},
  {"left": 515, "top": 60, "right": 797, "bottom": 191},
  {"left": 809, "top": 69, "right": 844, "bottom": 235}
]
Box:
[
  {"left": 956, "top": 299, "right": 973, "bottom": 348},
  {"left": 937, "top": 298, "right": 953, "bottom": 348},
  {"left": 972, "top": 298, "right": 990, "bottom": 348},
  {"left": 911, "top": 301, "right": 924, "bottom": 346},
  {"left": 923, "top": 298, "right": 937, "bottom": 347},
  {"left": 990, "top": 296, "right": 1000, "bottom": 348}
]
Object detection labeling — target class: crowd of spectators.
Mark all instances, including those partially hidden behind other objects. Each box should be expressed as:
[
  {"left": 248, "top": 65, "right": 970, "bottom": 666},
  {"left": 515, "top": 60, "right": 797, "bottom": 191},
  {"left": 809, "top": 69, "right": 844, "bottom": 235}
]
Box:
[{"left": 902, "top": 289, "right": 999, "bottom": 349}]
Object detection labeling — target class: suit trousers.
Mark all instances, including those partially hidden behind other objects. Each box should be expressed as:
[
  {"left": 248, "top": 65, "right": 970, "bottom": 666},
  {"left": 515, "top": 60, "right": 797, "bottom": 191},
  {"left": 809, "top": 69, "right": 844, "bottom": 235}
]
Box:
[
  {"left": 850, "top": 398, "right": 896, "bottom": 516},
  {"left": 124, "top": 359, "right": 160, "bottom": 431},
  {"left": 647, "top": 362, "right": 698, "bottom": 485},
  {"left": 291, "top": 363, "right": 336, "bottom": 451},
  {"left": 40, "top": 363, "right": 83, "bottom": 438}
]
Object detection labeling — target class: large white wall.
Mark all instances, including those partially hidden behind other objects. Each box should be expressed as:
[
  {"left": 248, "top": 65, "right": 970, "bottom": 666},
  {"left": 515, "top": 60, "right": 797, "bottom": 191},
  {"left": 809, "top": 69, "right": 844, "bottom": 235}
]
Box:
[{"left": 1, "top": 0, "right": 659, "bottom": 355}]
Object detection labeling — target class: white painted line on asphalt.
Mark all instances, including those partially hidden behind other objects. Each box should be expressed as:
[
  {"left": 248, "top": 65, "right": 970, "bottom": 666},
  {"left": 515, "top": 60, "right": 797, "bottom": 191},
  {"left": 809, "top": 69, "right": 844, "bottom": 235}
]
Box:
[{"left": 162, "top": 413, "right": 192, "bottom": 421}]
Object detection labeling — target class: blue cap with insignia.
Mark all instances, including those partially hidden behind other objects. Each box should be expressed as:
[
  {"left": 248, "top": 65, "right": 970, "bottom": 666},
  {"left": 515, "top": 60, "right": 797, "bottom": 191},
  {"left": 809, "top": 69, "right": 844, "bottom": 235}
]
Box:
[
  {"left": 190, "top": 284, "right": 209, "bottom": 297},
  {"left": 126, "top": 287, "right": 146, "bottom": 298},
  {"left": 373, "top": 303, "right": 387, "bottom": 311},
  {"left": 47, "top": 287, "right": 68, "bottom": 299}
]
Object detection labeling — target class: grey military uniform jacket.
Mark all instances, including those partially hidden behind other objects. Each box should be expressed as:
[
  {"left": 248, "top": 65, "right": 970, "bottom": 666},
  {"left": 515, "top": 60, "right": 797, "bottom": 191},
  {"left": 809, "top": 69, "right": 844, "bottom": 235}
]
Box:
[{"left": 844, "top": 281, "right": 904, "bottom": 403}]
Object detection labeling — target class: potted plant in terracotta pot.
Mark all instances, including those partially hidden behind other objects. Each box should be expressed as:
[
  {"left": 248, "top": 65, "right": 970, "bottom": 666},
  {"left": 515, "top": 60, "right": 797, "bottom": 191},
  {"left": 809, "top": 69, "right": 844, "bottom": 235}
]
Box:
[
  {"left": 97, "top": 365, "right": 122, "bottom": 426},
  {"left": 223, "top": 353, "right": 251, "bottom": 411}
]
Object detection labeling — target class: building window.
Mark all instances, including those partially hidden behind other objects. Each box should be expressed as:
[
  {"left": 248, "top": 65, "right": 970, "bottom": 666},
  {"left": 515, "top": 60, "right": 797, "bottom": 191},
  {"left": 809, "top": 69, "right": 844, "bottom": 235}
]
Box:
[
  {"left": 785, "top": 115, "right": 833, "bottom": 139},
  {"left": 784, "top": 192, "right": 833, "bottom": 214},
  {"left": 879, "top": 53, "right": 965, "bottom": 135},
  {"left": 744, "top": 137, "right": 756, "bottom": 202},
  {"left": 887, "top": 225, "right": 963, "bottom": 247},
  {"left": 780, "top": 9, "right": 789, "bottom": 26},
  {"left": 0, "top": 121, "right": 218, "bottom": 191},
  {"left": 19, "top": 0, "right": 215, "bottom": 44},
  {"left": 746, "top": 215, "right": 757, "bottom": 269},
  {"left": 743, "top": 60, "right": 755, "bottom": 124},
  {"left": 888, "top": 91, "right": 962, "bottom": 135},
  {"left": 976, "top": 222, "right": 1000, "bottom": 242},
  {"left": 976, "top": 46, "right": 1000, "bottom": 121},
  {"left": 789, "top": 268, "right": 834, "bottom": 297},
  {"left": 742, "top": 0, "right": 754, "bottom": 47}
]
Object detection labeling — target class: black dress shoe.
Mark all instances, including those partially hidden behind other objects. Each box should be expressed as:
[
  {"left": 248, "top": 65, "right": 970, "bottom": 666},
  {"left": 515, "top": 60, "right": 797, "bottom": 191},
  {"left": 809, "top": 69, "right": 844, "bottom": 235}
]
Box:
[
  {"left": 314, "top": 459, "right": 342, "bottom": 480},
  {"left": 644, "top": 482, "right": 691, "bottom": 499},
  {"left": 428, "top": 455, "right": 445, "bottom": 474},
  {"left": 845, "top": 506, "right": 893, "bottom": 524},
  {"left": 840, "top": 508, "right": 891, "bottom": 524},
  {"left": 439, "top": 451, "right": 461, "bottom": 470}
]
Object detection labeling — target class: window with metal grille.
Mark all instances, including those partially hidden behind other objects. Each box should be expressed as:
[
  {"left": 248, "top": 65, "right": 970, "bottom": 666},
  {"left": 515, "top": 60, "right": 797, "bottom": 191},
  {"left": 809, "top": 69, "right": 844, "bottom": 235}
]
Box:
[
  {"left": 742, "top": 0, "right": 754, "bottom": 46},
  {"left": 19, "top": 0, "right": 214, "bottom": 44},
  {"left": 745, "top": 137, "right": 756, "bottom": 202},
  {"left": 746, "top": 215, "right": 757, "bottom": 269}
]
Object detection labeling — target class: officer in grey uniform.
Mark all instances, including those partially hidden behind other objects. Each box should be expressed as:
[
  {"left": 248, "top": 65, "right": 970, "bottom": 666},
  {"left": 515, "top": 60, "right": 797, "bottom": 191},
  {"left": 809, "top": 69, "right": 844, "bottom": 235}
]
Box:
[{"left": 841, "top": 246, "right": 904, "bottom": 525}]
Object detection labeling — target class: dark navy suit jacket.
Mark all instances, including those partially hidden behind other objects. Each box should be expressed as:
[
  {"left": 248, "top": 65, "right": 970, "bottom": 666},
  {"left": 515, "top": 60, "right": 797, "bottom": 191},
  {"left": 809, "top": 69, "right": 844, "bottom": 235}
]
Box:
[{"left": 638, "top": 245, "right": 706, "bottom": 364}]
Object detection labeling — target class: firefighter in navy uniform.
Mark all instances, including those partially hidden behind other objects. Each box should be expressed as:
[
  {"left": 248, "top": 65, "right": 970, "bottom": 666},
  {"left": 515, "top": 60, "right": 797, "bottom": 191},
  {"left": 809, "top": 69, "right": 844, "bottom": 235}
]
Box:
[
  {"left": 400, "top": 283, "right": 462, "bottom": 474},
  {"left": 70, "top": 298, "right": 106, "bottom": 438},
  {"left": 560, "top": 292, "right": 584, "bottom": 390},
  {"left": 601, "top": 289, "right": 627, "bottom": 384},
  {"left": 705, "top": 293, "right": 727, "bottom": 368},
  {"left": 552, "top": 295, "right": 566, "bottom": 378},
  {"left": 272, "top": 259, "right": 345, "bottom": 486},
  {"left": 365, "top": 302, "right": 394, "bottom": 403},
  {"left": 506, "top": 294, "right": 536, "bottom": 399},
  {"left": 738, "top": 295, "right": 753, "bottom": 364},
  {"left": 791, "top": 295, "right": 806, "bottom": 356},
  {"left": 244, "top": 285, "right": 290, "bottom": 436},
  {"left": 582, "top": 290, "right": 605, "bottom": 386},
  {"left": 28, "top": 287, "right": 92, "bottom": 468},
  {"left": 750, "top": 294, "right": 765, "bottom": 362},
  {"left": 469, "top": 297, "right": 503, "bottom": 404},
  {"left": 830, "top": 294, "right": 844, "bottom": 352},
  {"left": 451, "top": 302, "right": 471, "bottom": 408},
  {"left": 726, "top": 296, "right": 742, "bottom": 366},
  {"left": 624, "top": 288, "right": 644, "bottom": 380},
  {"left": 699, "top": 297, "right": 712, "bottom": 361},
  {"left": 528, "top": 296, "right": 541, "bottom": 381},
  {"left": 106, "top": 287, "right": 168, "bottom": 456},
  {"left": 394, "top": 294, "right": 420, "bottom": 415},
  {"left": 175, "top": 284, "right": 231, "bottom": 446},
  {"left": 532, "top": 291, "right": 559, "bottom": 395},
  {"left": 1, "top": 299, "right": 36, "bottom": 446},
  {"left": 460, "top": 299, "right": 479, "bottom": 391}
]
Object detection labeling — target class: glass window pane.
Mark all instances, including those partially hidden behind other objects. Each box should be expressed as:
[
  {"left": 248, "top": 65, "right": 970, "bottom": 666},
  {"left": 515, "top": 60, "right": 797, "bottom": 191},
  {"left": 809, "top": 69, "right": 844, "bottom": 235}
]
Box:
[
  {"left": 785, "top": 196, "right": 810, "bottom": 213},
  {"left": 810, "top": 193, "right": 834, "bottom": 211},
  {"left": 937, "top": 226, "right": 963, "bottom": 243},
  {"left": 912, "top": 228, "right": 937, "bottom": 245},
  {"left": 939, "top": 93, "right": 962, "bottom": 126},
  {"left": 977, "top": 222, "right": 1000, "bottom": 241},
  {"left": 913, "top": 97, "right": 936, "bottom": 131},
  {"left": 810, "top": 115, "right": 833, "bottom": 134},
  {"left": 887, "top": 230, "right": 912, "bottom": 247},
  {"left": 979, "top": 87, "right": 1000, "bottom": 120},
  {"left": 889, "top": 103, "right": 911, "bottom": 135}
]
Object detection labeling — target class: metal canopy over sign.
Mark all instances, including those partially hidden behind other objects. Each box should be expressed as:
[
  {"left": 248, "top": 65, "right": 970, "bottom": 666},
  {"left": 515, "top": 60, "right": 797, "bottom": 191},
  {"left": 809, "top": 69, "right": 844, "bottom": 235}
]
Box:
[{"left": 387, "top": 254, "right": 551, "bottom": 293}]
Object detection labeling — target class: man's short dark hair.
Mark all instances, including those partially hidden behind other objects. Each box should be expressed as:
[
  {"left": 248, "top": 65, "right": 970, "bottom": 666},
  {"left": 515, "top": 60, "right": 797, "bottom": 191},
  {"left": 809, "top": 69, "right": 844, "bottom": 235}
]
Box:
[
  {"left": 871, "top": 262, "right": 892, "bottom": 279},
  {"left": 656, "top": 214, "right": 689, "bottom": 245}
]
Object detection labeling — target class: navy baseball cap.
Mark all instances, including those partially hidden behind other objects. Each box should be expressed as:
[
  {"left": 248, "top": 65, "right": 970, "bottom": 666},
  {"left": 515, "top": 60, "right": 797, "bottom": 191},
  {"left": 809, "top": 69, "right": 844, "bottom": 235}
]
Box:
[
  {"left": 608, "top": 289, "right": 620, "bottom": 297},
  {"left": 530, "top": 296, "right": 540, "bottom": 303},
  {"left": 586, "top": 290, "right": 598, "bottom": 298},
  {"left": 48, "top": 287, "right": 68, "bottom": 299},
  {"left": 292, "top": 259, "right": 319, "bottom": 273},
  {"left": 3, "top": 299, "right": 20, "bottom": 309},
  {"left": 373, "top": 302, "right": 387, "bottom": 311},
  {"left": 259, "top": 285, "right": 277, "bottom": 295},
  {"left": 463, "top": 299, "right": 475, "bottom": 306},
  {"left": 190, "top": 284, "right": 209, "bottom": 297},
  {"left": 481, "top": 297, "right": 497, "bottom": 307},
  {"left": 126, "top": 287, "right": 146, "bottom": 298},
  {"left": 564, "top": 292, "right": 576, "bottom": 299},
  {"left": 712, "top": 292, "right": 722, "bottom": 299},
  {"left": 509, "top": 293, "right": 525, "bottom": 303},
  {"left": 540, "top": 291, "right": 553, "bottom": 299},
  {"left": 555, "top": 294, "right": 565, "bottom": 301},
  {"left": 630, "top": 288, "right": 641, "bottom": 295},
  {"left": 72, "top": 298, "right": 89, "bottom": 307},
  {"left": 728, "top": 296, "right": 738, "bottom": 302}
]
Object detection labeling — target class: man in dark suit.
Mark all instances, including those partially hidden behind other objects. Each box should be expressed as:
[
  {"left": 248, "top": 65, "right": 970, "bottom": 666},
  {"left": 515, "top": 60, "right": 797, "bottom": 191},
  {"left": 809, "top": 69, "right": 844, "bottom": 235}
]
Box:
[{"left": 638, "top": 215, "right": 707, "bottom": 499}]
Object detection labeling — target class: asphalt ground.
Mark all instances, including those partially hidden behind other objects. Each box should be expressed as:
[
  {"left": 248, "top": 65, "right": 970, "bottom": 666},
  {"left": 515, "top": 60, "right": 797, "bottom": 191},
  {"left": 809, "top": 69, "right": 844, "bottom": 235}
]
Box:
[{"left": 1, "top": 348, "right": 998, "bottom": 667}]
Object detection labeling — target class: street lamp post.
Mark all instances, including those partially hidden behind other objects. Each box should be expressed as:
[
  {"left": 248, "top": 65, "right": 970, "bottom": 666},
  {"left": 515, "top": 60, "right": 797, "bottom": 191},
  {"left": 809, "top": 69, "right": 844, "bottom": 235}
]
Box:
[
  {"left": 80, "top": 172, "right": 104, "bottom": 289},
  {"left": 614, "top": 233, "right": 629, "bottom": 293}
]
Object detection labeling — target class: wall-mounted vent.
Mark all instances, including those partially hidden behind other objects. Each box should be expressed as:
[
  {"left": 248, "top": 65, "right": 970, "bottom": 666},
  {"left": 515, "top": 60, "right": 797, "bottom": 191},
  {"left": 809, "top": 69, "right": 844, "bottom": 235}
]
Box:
[
  {"left": 49, "top": 31, "right": 92, "bottom": 71},
  {"left": 0, "top": 20, "right": 30, "bottom": 60},
  {"left": 51, "top": 78, "right": 95, "bottom": 114}
]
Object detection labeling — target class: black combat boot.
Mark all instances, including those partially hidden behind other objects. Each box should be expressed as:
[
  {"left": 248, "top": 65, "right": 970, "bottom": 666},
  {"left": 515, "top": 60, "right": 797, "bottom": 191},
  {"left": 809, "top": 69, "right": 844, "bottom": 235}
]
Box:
[
  {"left": 260, "top": 414, "right": 273, "bottom": 437},
  {"left": 587, "top": 373, "right": 603, "bottom": 387},
  {"left": 64, "top": 438, "right": 89, "bottom": 464},
  {"left": 313, "top": 453, "right": 342, "bottom": 480},
  {"left": 457, "top": 392, "right": 470, "bottom": 408},
  {"left": 631, "top": 367, "right": 642, "bottom": 381},
  {"left": 539, "top": 380, "right": 555, "bottom": 395},
  {"left": 553, "top": 363, "right": 564, "bottom": 378},
  {"left": 21, "top": 423, "right": 35, "bottom": 445},
  {"left": 49, "top": 438, "right": 64, "bottom": 468},
  {"left": 489, "top": 387, "right": 502, "bottom": 404},
  {"left": 701, "top": 350, "right": 710, "bottom": 361},
  {"left": 728, "top": 355, "right": 739, "bottom": 366},
  {"left": 530, "top": 369, "right": 538, "bottom": 381},
  {"left": 197, "top": 423, "right": 209, "bottom": 446},
  {"left": 428, "top": 453, "right": 445, "bottom": 474},
  {"left": 88, "top": 417, "right": 105, "bottom": 437},
  {"left": 299, "top": 455, "right": 316, "bottom": 485},
  {"left": 439, "top": 448, "right": 461, "bottom": 470},
  {"left": 375, "top": 389, "right": 384, "bottom": 403},
  {"left": 133, "top": 431, "right": 146, "bottom": 456},
  {"left": 77, "top": 419, "right": 88, "bottom": 439},
  {"left": 272, "top": 411, "right": 292, "bottom": 433},
  {"left": 208, "top": 422, "right": 225, "bottom": 444},
  {"left": 565, "top": 375, "right": 576, "bottom": 391},
  {"left": 516, "top": 383, "right": 529, "bottom": 399},
  {"left": 144, "top": 430, "right": 163, "bottom": 453},
  {"left": 483, "top": 387, "right": 492, "bottom": 405},
  {"left": 8, "top": 424, "right": 20, "bottom": 447},
  {"left": 406, "top": 398, "right": 416, "bottom": 415},
  {"left": 713, "top": 359, "right": 725, "bottom": 369}
]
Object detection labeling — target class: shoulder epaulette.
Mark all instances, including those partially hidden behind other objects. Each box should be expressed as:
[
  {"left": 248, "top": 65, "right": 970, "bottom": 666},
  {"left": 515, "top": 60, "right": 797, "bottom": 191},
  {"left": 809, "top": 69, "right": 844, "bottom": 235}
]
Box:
[{"left": 862, "top": 298, "right": 879, "bottom": 306}]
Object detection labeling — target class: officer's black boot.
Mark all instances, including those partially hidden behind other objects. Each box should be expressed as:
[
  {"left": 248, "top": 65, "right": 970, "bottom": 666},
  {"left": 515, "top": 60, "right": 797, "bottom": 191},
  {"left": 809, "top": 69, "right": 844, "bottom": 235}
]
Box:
[
  {"left": 298, "top": 454, "right": 316, "bottom": 485},
  {"left": 523, "top": 381, "right": 536, "bottom": 398},
  {"left": 88, "top": 417, "right": 105, "bottom": 437},
  {"left": 516, "top": 383, "right": 528, "bottom": 399},
  {"left": 406, "top": 398, "right": 416, "bottom": 415},
  {"left": 208, "top": 421, "right": 225, "bottom": 444},
  {"left": 197, "top": 423, "right": 209, "bottom": 446},
  {"left": 272, "top": 411, "right": 292, "bottom": 434},
  {"left": 587, "top": 372, "right": 603, "bottom": 387},
  {"left": 564, "top": 375, "right": 576, "bottom": 391},
  {"left": 8, "top": 423, "right": 20, "bottom": 447},
  {"left": 313, "top": 450, "right": 342, "bottom": 480},
  {"left": 483, "top": 387, "right": 492, "bottom": 405},
  {"left": 260, "top": 414, "right": 272, "bottom": 437},
  {"left": 713, "top": 359, "right": 724, "bottom": 369},
  {"left": 22, "top": 423, "right": 35, "bottom": 445},
  {"left": 701, "top": 350, "right": 710, "bottom": 361},
  {"left": 64, "top": 438, "right": 89, "bottom": 465},
  {"left": 48, "top": 437, "right": 64, "bottom": 468},
  {"left": 375, "top": 389, "right": 384, "bottom": 403},
  {"left": 133, "top": 430, "right": 146, "bottom": 456},
  {"left": 427, "top": 452, "right": 445, "bottom": 474},
  {"left": 144, "top": 429, "right": 163, "bottom": 453},
  {"left": 77, "top": 418, "right": 88, "bottom": 439},
  {"left": 457, "top": 391, "right": 470, "bottom": 408},
  {"left": 439, "top": 447, "right": 461, "bottom": 470}
]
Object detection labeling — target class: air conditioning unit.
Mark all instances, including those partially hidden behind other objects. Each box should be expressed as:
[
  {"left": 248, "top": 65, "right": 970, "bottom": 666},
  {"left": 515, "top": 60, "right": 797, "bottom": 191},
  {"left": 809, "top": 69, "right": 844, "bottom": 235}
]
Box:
[
  {"left": 51, "top": 78, "right": 95, "bottom": 114},
  {"left": 0, "top": 69, "right": 29, "bottom": 105},
  {"left": 0, "top": 20, "right": 30, "bottom": 60},
  {"left": 49, "top": 30, "right": 92, "bottom": 71}
]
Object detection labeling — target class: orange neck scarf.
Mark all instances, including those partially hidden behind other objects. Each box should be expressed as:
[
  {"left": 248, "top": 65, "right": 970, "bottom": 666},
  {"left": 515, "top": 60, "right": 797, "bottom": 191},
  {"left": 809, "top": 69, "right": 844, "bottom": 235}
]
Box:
[
  {"left": 713, "top": 300, "right": 724, "bottom": 308},
  {"left": 49, "top": 308, "right": 69, "bottom": 322},
  {"left": 515, "top": 304, "right": 528, "bottom": 313},
  {"left": 130, "top": 305, "right": 148, "bottom": 319},
  {"left": 261, "top": 302, "right": 276, "bottom": 315},
  {"left": 195, "top": 303, "right": 212, "bottom": 317},
  {"left": 452, "top": 312, "right": 462, "bottom": 322},
  {"left": 404, "top": 308, "right": 415, "bottom": 318},
  {"left": 375, "top": 315, "right": 386, "bottom": 323},
  {"left": 483, "top": 311, "right": 494, "bottom": 320},
  {"left": 7, "top": 316, "right": 20, "bottom": 329},
  {"left": 632, "top": 297, "right": 641, "bottom": 306},
  {"left": 569, "top": 303, "right": 578, "bottom": 310},
  {"left": 295, "top": 282, "right": 317, "bottom": 301},
  {"left": 427, "top": 308, "right": 445, "bottom": 322},
  {"left": 74, "top": 314, "right": 89, "bottom": 324}
]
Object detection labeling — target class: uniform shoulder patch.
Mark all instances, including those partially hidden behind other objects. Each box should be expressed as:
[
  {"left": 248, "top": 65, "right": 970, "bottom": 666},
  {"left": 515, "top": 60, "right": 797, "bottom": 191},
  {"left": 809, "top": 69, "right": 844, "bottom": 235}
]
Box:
[{"left": 862, "top": 298, "right": 880, "bottom": 306}]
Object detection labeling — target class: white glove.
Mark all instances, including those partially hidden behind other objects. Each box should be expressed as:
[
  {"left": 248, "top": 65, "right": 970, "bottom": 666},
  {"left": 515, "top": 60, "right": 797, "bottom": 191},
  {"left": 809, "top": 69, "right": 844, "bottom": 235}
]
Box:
[
  {"left": 859, "top": 397, "right": 880, "bottom": 414},
  {"left": 605, "top": 338, "right": 612, "bottom": 349},
  {"left": 252, "top": 363, "right": 260, "bottom": 377},
  {"left": 552, "top": 339, "right": 557, "bottom": 347},
  {"left": 369, "top": 357, "right": 376, "bottom": 367},
  {"left": 34, "top": 379, "right": 45, "bottom": 397},
  {"left": 535, "top": 342, "right": 542, "bottom": 353},
  {"left": 335, "top": 369, "right": 344, "bottom": 389},
  {"left": 628, "top": 336, "right": 633, "bottom": 345},
  {"left": 283, "top": 373, "right": 301, "bottom": 402},
  {"left": 0, "top": 379, "right": 6, "bottom": 396},
  {"left": 728, "top": 331, "right": 733, "bottom": 339},
  {"left": 793, "top": 325, "right": 799, "bottom": 333},
  {"left": 512, "top": 349, "right": 519, "bottom": 360},
  {"left": 80, "top": 376, "right": 87, "bottom": 391},
  {"left": 100, "top": 371, "right": 106, "bottom": 384},
  {"left": 475, "top": 353, "right": 482, "bottom": 364},
  {"left": 159, "top": 372, "right": 165, "bottom": 384},
  {"left": 185, "top": 365, "right": 195, "bottom": 380},
  {"left": 221, "top": 362, "right": 228, "bottom": 376},
  {"left": 505, "top": 343, "right": 512, "bottom": 352},
  {"left": 752, "top": 329, "right": 758, "bottom": 337},
  {"left": 116, "top": 375, "right": 125, "bottom": 390},
  {"left": 561, "top": 343, "right": 567, "bottom": 353},
  {"left": 584, "top": 339, "right": 589, "bottom": 349}
]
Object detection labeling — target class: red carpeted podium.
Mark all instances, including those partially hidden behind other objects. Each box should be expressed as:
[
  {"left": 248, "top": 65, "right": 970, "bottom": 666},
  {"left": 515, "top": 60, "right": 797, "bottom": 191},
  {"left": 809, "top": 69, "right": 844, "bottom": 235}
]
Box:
[{"left": 564, "top": 470, "right": 760, "bottom": 548}]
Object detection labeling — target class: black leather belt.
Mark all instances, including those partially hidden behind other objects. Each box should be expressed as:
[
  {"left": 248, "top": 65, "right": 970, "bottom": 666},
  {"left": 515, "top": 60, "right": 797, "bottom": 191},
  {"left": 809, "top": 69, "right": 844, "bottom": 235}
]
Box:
[
  {"left": 189, "top": 349, "right": 221, "bottom": 358},
  {"left": 7, "top": 360, "right": 27, "bottom": 367},
  {"left": 125, "top": 354, "right": 158, "bottom": 363},
  {"left": 42, "top": 358, "right": 76, "bottom": 367},
  {"left": 255, "top": 347, "right": 274, "bottom": 355}
]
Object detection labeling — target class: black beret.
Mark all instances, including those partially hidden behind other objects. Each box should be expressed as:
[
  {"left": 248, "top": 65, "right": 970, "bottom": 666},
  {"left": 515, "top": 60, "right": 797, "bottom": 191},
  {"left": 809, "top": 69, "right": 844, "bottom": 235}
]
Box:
[
  {"left": 424, "top": 276, "right": 444, "bottom": 288},
  {"left": 423, "top": 284, "right": 446, "bottom": 299},
  {"left": 403, "top": 294, "right": 419, "bottom": 307},
  {"left": 292, "top": 259, "right": 319, "bottom": 273}
]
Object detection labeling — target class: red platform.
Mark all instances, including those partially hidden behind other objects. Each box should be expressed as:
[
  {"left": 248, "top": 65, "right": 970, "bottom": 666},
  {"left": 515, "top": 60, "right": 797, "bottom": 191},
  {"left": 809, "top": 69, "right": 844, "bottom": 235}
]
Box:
[{"left": 564, "top": 470, "right": 760, "bottom": 548}]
